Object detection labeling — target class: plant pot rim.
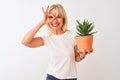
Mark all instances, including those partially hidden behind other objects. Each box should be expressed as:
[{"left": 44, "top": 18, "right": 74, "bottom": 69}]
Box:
[{"left": 75, "top": 35, "right": 93, "bottom": 37}]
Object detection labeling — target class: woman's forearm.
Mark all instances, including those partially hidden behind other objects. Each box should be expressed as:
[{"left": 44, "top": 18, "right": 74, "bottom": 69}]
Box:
[{"left": 21, "top": 21, "right": 44, "bottom": 44}]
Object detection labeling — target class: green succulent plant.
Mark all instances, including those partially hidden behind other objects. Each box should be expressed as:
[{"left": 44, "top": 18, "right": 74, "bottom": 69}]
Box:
[{"left": 76, "top": 19, "right": 97, "bottom": 36}]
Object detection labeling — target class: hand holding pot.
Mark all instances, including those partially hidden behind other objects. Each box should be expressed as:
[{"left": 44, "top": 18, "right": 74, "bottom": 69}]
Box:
[{"left": 74, "top": 45, "right": 93, "bottom": 62}]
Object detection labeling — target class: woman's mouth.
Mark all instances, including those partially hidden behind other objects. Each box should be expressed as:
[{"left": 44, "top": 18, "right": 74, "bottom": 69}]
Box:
[{"left": 52, "top": 23, "right": 59, "bottom": 27}]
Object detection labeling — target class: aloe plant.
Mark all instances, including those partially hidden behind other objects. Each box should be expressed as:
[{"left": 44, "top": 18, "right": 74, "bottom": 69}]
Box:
[{"left": 76, "top": 19, "right": 97, "bottom": 36}]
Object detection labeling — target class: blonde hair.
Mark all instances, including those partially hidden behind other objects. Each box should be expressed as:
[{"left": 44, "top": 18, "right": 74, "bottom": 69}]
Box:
[{"left": 47, "top": 4, "right": 68, "bottom": 35}]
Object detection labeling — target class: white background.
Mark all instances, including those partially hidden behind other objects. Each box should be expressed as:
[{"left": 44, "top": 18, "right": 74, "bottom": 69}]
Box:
[{"left": 0, "top": 0, "right": 120, "bottom": 80}]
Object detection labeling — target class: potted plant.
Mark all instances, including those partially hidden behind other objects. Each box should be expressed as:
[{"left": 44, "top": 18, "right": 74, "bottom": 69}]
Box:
[{"left": 75, "top": 19, "right": 97, "bottom": 52}]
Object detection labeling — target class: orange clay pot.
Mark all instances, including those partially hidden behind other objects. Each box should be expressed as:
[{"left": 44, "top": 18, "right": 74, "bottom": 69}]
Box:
[{"left": 75, "top": 35, "right": 93, "bottom": 52}]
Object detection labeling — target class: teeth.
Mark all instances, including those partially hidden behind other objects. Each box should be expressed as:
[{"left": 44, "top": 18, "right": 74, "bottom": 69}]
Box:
[{"left": 52, "top": 24, "right": 59, "bottom": 27}]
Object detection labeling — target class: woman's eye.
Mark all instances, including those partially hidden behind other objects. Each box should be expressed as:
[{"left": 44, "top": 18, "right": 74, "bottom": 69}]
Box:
[
  {"left": 48, "top": 16, "right": 53, "bottom": 19},
  {"left": 57, "top": 16, "right": 62, "bottom": 18}
]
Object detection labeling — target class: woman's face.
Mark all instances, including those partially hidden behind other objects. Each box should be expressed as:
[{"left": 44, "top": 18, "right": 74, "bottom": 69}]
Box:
[{"left": 48, "top": 13, "right": 64, "bottom": 31}]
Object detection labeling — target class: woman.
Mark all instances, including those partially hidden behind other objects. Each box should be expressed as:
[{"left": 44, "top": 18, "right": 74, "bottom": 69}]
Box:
[{"left": 21, "top": 3, "right": 92, "bottom": 80}]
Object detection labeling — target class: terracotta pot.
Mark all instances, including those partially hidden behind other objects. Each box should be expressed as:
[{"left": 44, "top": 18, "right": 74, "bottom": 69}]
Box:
[{"left": 75, "top": 35, "right": 93, "bottom": 52}]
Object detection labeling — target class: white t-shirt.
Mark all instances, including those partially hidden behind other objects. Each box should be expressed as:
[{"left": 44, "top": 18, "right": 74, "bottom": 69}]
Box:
[{"left": 42, "top": 30, "right": 77, "bottom": 79}]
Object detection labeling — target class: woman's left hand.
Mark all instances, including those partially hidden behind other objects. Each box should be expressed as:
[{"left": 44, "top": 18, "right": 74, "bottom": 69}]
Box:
[{"left": 74, "top": 45, "right": 93, "bottom": 62}]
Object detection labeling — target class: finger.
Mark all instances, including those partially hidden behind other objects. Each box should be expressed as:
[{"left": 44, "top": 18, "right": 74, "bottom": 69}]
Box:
[
  {"left": 74, "top": 45, "right": 77, "bottom": 49},
  {"left": 42, "top": 7, "right": 45, "bottom": 14},
  {"left": 86, "top": 50, "right": 91, "bottom": 54},
  {"left": 90, "top": 48, "right": 94, "bottom": 53},
  {"left": 75, "top": 55, "right": 81, "bottom": 62},
  {"left": 86, "top": 49, "right": 94, "bottom": 54},
  {"left": 48, "top": 7, "right": 54, "bottom": 13},
  {"left": 80, "top": 49, "right": 86, "bottom": 54},
  {"left": 77, "top": 50, "right": 81, "bottom": 53},
  {"left": 75, "top": 54, "right": 85, "bottom": 62},
  {"left": 46, "top": 6, "right": 49, "bottom": 13},
  {"left": 74, "top": 45, "right": 80, "bottom": 53},
  {"left": 80, "top": 53, "right": 86, "bottom": 59},
  {"left": 79, "top": 54, "right": 85, "bottom": 60}
]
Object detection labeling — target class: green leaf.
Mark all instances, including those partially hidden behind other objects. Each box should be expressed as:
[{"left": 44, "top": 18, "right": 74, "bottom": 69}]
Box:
[
  {"left": 89, "top": 31, "right": 97, "bottom": 35},
  {"left": 76, "top": 27, "right": 83, "bottom": 34},
  {"left": 76, "top": 20, "right": 82, "bottom": 27},
  {"left": 76, "top": 32, "right": 82, "bottom": 36},
  {"left": 75, "top": 19, "right": 97, "bottom": 36}
]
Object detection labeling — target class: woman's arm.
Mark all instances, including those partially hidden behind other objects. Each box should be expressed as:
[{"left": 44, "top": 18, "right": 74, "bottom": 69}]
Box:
[
  {"left": 21, "top": 22, "right": 45, "bottom": 48},
  {"left": 21, "top": 6, "right": 50, "bottom": 48}
]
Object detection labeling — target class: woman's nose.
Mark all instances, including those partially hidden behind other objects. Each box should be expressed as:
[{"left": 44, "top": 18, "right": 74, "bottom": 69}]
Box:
[{"left": 52, "top": 17, "right": 57, "bottom": 22}]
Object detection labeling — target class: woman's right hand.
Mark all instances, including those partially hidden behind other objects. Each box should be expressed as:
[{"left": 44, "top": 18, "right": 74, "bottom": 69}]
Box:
[
  {"left": 41, "top": 6, "right": 53, "bottom": 25},
  {"left": 41, "top": 6, "right": 49, "bottom": 25}
]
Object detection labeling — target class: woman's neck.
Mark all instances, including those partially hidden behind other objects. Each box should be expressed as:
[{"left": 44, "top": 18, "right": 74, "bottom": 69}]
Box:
[{"left": 53, "top": 30, "right": 64, "bottom": 35}]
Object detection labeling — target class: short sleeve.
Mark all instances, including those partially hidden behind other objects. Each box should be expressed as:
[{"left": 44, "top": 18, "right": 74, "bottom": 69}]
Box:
[{"left": 41, "top": 34, "right": 49, "bottom": 46}]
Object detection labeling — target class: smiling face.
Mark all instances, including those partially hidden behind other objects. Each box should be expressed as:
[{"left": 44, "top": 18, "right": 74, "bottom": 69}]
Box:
[
  {"left": 47, "top": 4, "right": 68, "bottom": 34},
  {"left": 48, "top": 13, "right": 63, "bottom": 31}
]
